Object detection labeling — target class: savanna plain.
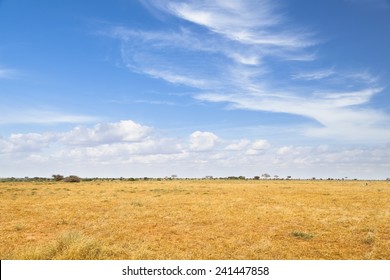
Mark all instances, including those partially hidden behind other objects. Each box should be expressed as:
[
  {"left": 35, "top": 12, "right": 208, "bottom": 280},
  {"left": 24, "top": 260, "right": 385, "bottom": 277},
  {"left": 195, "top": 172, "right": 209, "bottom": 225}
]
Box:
[{"left": 1, "top": 179, "right": 389, "bottom": 259}]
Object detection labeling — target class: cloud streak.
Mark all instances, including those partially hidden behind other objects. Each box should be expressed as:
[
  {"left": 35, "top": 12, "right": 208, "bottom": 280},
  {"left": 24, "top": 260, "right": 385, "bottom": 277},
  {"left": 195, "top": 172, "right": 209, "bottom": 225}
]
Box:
[
  {"left": 105, "top": 0, "right": 388, "bottom": 143},
  {"left": 0, "top": 66, "right": 17, "bottom": 79},
  {"left": 0, "top": 108, "right": 99, "bottom": 125},
  {"left": 291, "top": 68, "right": 335, "bottom": 80}
]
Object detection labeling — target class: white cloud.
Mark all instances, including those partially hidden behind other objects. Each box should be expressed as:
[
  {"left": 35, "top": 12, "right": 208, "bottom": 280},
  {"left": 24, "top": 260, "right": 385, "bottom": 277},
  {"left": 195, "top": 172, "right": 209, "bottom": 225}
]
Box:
[
  {"left": 273, "top": 143, "right": 390, "bottom": 178},
  {"left": 245, "top": 139, "right": 271, "bottom": 155},
  {"left": 346, "top": 71, "right": 380, "bottom": 84},
  {"left": 196, "top": 86, "right": 390, "bottom": 142},
  {"left": 143, "top": 68, "right": 211, "bottom": 89},
  {"left": 225, "top": 139, "right": 250, "bottom": 151},
  {"left": 189, "top": 131, "right": 219, "bottom": 151},
  {"left": 291, "top": 68, "right": 335, "bottom": 80},
  {"left": 0, "top": 133, "right": 57, "bottom": 154},
  {"left": 105, "top": 0, "right": 389, "bottom": 143},
  {"left": 165, "top": 0, "right": 303, "bottom": 47},
  {"left": 1, "top": 119, "right": 389, "bottom": 179},
  {"left": 159, "top": 0, "right": 315, "bottom": 58},
  {"left": 228, "top": 53, "right": 261, "bottom": 65},
  {"left": 252, "top": 139, "right": 271, "bottom": 150},
  {"left": 0, "top": 108, "right": 98, "bottom": 125},
  {"left": 277, "top": 146, "right": 293, "bottom": 155},
  {"left": 108, "top": 0, "right": 315, "bottom": 87},
  {"left": 62, "top": 120, "right": 152, "bottom": 146}
]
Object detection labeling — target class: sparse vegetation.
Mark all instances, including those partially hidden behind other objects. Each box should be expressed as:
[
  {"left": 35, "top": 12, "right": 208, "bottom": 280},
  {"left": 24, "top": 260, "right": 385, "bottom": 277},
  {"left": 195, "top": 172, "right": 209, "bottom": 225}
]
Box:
[
  {"left": 1, "top": 179, "right": 389, "bottom": 259},
  {"left": 63, "top": 175, "right": 81, "bottom": 183},
  {"left": 9, "top": 231, "right": 123, "bottom": 260},
  {"left": 52, "top": 174, "right": 64, "bottom": 181},
  {"left": 291, "top": 231, "right": 314, "bottom": 240},
  {"left": 14, "top": 224, "right": 25, "bottom": 231}
]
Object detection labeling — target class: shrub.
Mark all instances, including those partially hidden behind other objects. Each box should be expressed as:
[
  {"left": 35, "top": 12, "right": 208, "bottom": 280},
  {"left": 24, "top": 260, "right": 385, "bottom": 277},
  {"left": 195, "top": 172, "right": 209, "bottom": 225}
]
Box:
[
  {"left": 52, "top": 174, "right": 64, "bottom": 181},
  {"left": 63, "top": 175, "right": 81, "bottom": 183}
]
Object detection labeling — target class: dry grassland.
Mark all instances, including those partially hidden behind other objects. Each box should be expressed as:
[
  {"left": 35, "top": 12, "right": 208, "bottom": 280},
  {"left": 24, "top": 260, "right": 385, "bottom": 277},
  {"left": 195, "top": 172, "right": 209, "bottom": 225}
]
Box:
[{"left": 1, "top": 179, "right": 389, "bottom": 259}]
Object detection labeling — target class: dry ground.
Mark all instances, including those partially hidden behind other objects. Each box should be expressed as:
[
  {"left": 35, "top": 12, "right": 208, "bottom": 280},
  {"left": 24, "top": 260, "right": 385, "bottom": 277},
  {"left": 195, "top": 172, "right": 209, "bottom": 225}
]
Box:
[{"left": 1, "top": 179, "right": 389, "bottom": 259}]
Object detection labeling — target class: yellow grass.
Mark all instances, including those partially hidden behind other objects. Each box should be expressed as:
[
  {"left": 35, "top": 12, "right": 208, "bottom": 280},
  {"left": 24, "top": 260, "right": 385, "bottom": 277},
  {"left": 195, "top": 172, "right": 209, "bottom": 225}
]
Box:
[{"left": 1, "top": 179, "right": 389, "bottom": 259}]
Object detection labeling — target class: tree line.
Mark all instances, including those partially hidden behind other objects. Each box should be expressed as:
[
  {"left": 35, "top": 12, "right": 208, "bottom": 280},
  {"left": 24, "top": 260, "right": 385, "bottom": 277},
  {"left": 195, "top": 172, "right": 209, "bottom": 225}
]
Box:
[{"left": 1, "top": 175, "right": 387, "bottom": 182}]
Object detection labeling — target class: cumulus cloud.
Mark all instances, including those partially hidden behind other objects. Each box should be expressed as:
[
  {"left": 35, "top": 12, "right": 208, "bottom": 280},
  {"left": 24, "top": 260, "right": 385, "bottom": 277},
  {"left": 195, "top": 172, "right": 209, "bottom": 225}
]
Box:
[
  {"left": 189, "top": 131, "right": 219, "bottom": 151},
  {"left": 62, "top": 120, "right": 152, "bottom": 146},
  {"left": 246, "top": 139, "right": 271, "bottom": 155},
  {"left": 1, "top": 119, "right": 389, "bottom": 178},
  {"left": 277, "top": 146, "right": 293, "bottom": 155},
  {"left": 0, "top": 133, "right": 57, "bottom": 154},
  {"left": 225, "top": 139, "right": 250, "bottom": 151},
  {"left": 252, "top": 139, "right": 271, "bottom": 150}
]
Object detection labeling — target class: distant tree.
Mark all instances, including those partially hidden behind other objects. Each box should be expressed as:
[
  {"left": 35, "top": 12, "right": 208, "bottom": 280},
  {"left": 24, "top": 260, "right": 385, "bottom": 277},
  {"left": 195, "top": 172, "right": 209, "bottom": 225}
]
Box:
[
  {"left": 253, "top": 176, "right": 260, "bottom": 180},
  {"left": 286, "top": 176, "right": 292, "bottom": 180},
  {"left": 52, "top": 174, "right": 64, "bottom": 181},
  {"left": 261, "top": 173, "right": 271, "bottom": 179},
  {"left": 274, "top": 175, "right": 279, "bottom": 180},
  {"left": 63, "top": 175, "right": 81, "bottom": 183}
]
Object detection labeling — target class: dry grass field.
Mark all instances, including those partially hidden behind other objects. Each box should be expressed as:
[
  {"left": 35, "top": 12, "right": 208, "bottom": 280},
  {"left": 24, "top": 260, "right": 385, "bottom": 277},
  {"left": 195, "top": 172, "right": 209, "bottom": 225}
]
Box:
[{"left": 1, "top": 179, "right": 389, "bottom": 260}]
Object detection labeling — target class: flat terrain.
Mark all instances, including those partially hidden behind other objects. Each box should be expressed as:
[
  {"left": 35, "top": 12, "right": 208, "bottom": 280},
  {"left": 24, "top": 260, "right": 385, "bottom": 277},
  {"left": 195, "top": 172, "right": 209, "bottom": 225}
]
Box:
[{"left": 1, "top": 179, "right": 389, "bottom": 259}]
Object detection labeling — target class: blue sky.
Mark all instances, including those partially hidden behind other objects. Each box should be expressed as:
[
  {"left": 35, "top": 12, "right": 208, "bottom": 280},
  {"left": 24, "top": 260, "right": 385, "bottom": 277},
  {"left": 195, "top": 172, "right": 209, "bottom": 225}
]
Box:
[{"left": 0, "top": 0, "right": 389, "bottom": 179}]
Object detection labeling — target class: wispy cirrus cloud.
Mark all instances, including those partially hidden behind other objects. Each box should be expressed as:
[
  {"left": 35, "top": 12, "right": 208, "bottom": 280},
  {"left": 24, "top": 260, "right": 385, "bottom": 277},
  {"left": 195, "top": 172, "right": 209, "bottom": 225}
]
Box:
[
  {"left": 197, "top": 87, "right": 390, "bottom": 141},
  {"left": 142, "top": 68, "right": 213, "bottom": 89},
  {"left": 0, "top": 107, "right": 99, "bottom": 125},
  {"left": 105, "top": 0, "right": 388, "bottom": 142},
  {"left": 163, "top": 0, "right": 314, "bottom": 48},
  {"left": 0, "top": 66, "right": 17, "bottom": 79},
  {"left": 291, "top": 68, "right": 335, "bottom": 80}
]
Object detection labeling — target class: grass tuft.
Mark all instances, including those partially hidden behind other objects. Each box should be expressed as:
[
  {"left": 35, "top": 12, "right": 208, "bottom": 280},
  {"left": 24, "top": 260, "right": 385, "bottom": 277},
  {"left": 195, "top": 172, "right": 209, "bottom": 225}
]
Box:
[
  {"left": 131, "top": 201, "right": 143, "bottom": 207},
  {"left": 291, "top": 231, "right": 314, "bottom": 240},
  {"left": 363, "top": 230, "right": 376, "bottom": 245},
  {"left": 56, "top": 218, "right": 69, "bottom": 225},
  {"left": 15, "top": 224, "right": 25, "bottom": 231}
]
